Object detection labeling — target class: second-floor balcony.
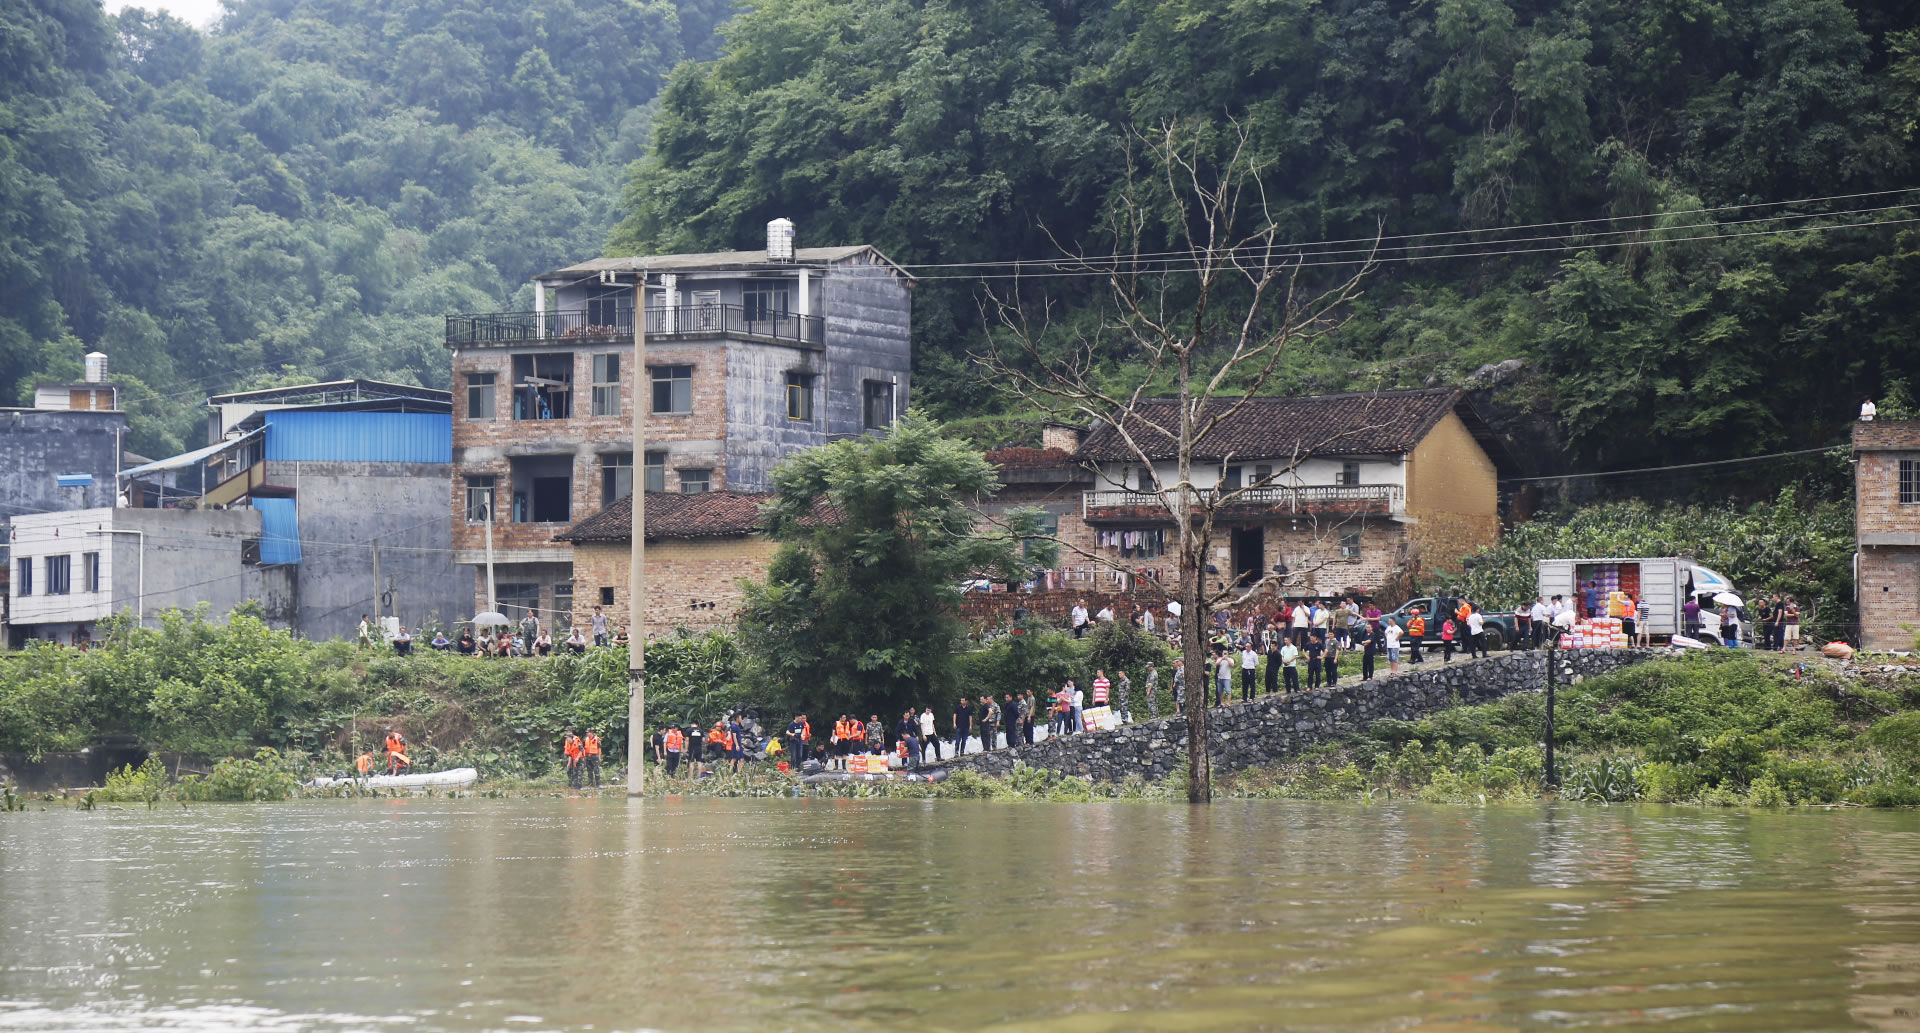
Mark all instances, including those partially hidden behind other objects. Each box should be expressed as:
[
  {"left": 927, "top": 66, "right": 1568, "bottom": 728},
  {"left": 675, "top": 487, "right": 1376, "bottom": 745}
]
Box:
[
  {"left": 1083, "top": 483, "right": 1404, "bottom": 520},
  {"left": 446, "top": 305, "right": 824, "bottom": 349}
]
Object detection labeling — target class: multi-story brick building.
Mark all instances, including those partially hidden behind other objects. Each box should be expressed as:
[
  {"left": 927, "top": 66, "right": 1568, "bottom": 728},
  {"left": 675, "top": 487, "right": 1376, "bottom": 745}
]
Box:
[
  {"left": 977, "top": 389, "right": 1513, "bottom": 611},
  {"left": 444, "top": 233, "right": 910, "bottom": 627},
  {"left": 1854, "top": 418, "right": 1920, "bottom": 650}
]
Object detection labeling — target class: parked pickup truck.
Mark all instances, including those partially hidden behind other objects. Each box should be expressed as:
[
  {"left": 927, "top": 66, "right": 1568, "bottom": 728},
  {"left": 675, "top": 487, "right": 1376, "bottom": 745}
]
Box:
[{"left": 1380, "top": 596, "right": 1519, "bottom": 651}]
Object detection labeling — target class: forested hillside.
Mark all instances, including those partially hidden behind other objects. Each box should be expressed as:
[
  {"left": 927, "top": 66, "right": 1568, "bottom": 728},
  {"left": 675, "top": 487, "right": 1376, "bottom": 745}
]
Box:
[
  {"left": 617, "top": 0, "right": 1920, "bottom": 479},
  {"left": 6, "top": 0, "right": 1918, "bottom": 478},
  {"left": 1, "top": 0, "right": 724, "bottom": 456}
]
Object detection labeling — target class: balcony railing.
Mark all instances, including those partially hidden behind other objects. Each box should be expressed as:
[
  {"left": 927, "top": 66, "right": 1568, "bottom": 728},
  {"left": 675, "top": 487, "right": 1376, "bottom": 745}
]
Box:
[
  {"left": 1083, "top": 483, "right": 1403, "bottom": 517},
  {"left": 446, "top": 305, "right": 824, "bottom": 348}
]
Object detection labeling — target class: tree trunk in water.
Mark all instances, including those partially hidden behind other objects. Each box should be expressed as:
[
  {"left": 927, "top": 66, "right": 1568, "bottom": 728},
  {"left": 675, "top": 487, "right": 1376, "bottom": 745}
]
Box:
[{"left": 1180, "top": 540, "right": 1211, "bottom": 803}]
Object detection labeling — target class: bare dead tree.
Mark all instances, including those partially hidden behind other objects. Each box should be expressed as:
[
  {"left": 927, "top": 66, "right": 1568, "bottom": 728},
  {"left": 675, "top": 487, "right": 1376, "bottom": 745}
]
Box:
[{"left": 974, "top": 122, "right": 1380, "bottom": 803}]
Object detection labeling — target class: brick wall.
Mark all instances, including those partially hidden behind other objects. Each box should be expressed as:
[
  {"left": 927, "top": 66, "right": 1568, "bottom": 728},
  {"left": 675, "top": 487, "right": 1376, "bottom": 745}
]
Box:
[
  {"left": 569, "top": 535, "right": 780, "bottom": 637},
  {"left": 1855, "top": 420, "right": 1920, "bottom": 539},
  {"left": 1859, "top": 548, "right": 1920, "bottom": 650},
  {"left": 1406, "top": 410, "right": 1501, "bottom": 575}
]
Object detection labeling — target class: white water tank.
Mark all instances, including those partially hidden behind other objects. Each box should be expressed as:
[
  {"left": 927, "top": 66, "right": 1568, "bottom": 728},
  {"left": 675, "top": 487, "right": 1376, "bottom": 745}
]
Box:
[
  {"left": 84, "top": 351, "right": 109, "bottom": 383},
  {"left": 767, "top": 218, "right": 795, "bottom": 262}
]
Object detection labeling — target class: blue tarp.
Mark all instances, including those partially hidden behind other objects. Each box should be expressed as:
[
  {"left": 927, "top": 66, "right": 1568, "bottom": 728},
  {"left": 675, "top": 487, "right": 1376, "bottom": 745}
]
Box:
[
  {"left": 55, "top": 474, "right": 93, "bottom": 487},
  {"left": 251, "top": 498, "right": 302, "bottom": 565}
]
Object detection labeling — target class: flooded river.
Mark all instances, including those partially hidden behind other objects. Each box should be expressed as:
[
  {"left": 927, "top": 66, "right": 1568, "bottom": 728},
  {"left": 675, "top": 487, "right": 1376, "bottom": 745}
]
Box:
[{"left": 4, "top": 797, "right": 1920, "bottom": 1032}]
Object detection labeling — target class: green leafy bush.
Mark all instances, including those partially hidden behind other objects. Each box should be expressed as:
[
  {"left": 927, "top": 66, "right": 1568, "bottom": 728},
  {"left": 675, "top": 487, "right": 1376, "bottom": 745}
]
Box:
[{"left": 179, "top": 749, "right": 298, "bottom": 802}]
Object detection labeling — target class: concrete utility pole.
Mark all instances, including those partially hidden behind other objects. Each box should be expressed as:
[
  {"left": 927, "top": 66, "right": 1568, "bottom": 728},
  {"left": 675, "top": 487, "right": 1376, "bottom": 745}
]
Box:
[
  {"left": 627, "top": 265, "right": 648, "bottom": 795},
  {"left": 370, "top": 538, "right": 383, "bottom": 625}
]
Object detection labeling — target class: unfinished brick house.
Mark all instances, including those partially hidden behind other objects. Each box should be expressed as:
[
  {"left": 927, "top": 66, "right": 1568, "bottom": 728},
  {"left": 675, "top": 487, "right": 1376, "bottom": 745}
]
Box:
[
  {"left": 554, "top": 491, "right": 774, "bottom": 636},
  {"left": 1854, "top": 418, "right": 1920, "bottom": 650},
  {"left": 977, "top": 389, "right": 1513, "bottom": 615},
  {"left": 443, "top": 229, "right": 910, "bottom": 627}
]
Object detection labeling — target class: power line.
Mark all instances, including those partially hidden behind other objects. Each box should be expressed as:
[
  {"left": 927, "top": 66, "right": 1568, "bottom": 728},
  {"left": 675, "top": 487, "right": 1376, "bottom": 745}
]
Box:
[
  {"left": 894, "top": 186, "right": 1920, "bottom": 270},
  {"left": 1499, "top": 444, "right": 1845, "bottom": 484},
  {"left": 911, "top": 213, "right": 1920, "bottom": 280}
]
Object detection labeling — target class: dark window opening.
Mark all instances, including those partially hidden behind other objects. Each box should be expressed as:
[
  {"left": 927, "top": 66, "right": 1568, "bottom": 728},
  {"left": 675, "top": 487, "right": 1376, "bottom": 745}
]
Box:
[
  {"left": 46, "top": 554, "right": 70, "bottom": 595},
  {"left": 465, "top": 475, "right": 497, "bottom": 522},
  {"left": 600, "top": 587, "right": 615, "bottom": 606},
  {"left": 591, "top": 354, "right": 620, "bottom": 417},
  {"left": 643, "top": 451, "right": 667, "bottom": 493},
  {"left": 1222, "top": 466, "right": 1243, "bottom": 490},
  {"left": 651, "top": 365, "right": 692, "bottom": 414},
  {"left": 786, "top": 371, "right": 813, "bottom": 421},
  {"left": 84, "top": 551, "right": 100, "bottom": 592},
  {"left": 743, "top": 279, "right": 790, "bottom": 322},
  {"left": 1341, "top": 531, "right": 1362, "bottom": 561},
  {"left": 602, "top": 453, "right": 633, "bottom": 506},
  {"left": 15, "top": 557, "right": 30, "bottom": 596},
  {"left": 512, "top": 353, "right": 573, "bottom": 420},
  {"left": 679, "top": 468, "right": 711, "bottom": 494},
  {"left": 509, "top": 456, "right": 572, "bottom": 523},
  {"left": 863, "top": 379, "right": 894, "bottom": 430},
  {"left": 1902, "top": 459, "right": 1918, "bottom": 505},
  {"left": 466, "top": 372, "right": 496, "bottom": 421},
  {"left": 1339, "top": 461, "right": 1361, "bottom": 486},
  {"left": 586, "top": 287, "right": 626, "bottom": 329}
]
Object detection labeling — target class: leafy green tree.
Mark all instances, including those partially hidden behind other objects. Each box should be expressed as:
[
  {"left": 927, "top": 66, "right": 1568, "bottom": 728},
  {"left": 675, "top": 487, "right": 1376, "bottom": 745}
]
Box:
[{"left": 737, "top": 412, "right": 1053, "bottom": 719}]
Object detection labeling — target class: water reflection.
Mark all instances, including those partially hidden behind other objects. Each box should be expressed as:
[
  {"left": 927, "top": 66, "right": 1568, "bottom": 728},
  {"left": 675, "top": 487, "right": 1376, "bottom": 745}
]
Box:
[{"left": 3, "top": 799, "right": 1920, "bottom": 1032}]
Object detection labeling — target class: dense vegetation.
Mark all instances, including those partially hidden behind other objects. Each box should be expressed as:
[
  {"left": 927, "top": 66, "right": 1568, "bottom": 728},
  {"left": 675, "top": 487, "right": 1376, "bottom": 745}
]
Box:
[
  {"left": 618, "top": 0, "right": 1920, "bottom": 475},
  {"left": 2, "top": 0, "right": 722, "bottom": 455}
]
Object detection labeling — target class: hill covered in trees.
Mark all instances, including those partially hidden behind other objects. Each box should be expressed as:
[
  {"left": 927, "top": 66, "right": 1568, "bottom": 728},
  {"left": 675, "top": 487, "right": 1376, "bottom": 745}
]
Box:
[
  {"left": 2, "top": 0, "right": 724, "bottom": 456},
  {"left": 6, "top": 0, "right": 1918, "bottom": 482},
  {"left": 616, "top": 0, "right": 1920, "bottom": 481}
]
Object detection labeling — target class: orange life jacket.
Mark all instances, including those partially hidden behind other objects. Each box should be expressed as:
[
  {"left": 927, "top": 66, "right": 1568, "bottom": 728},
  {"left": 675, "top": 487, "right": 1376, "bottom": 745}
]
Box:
[
  {"left": 1408, "top": 616, "right": 1426, "bottom": 636},
  {"left": 1456, "top": 602, "right": 1471, "bottom": 623},
  {"left": 707, "top": 725, "right": 729, "bottom": 749},
  {"left": 564, "top": 735, "right": 582, "bottom": 760},
  {"left": 849, "top": 720, "right": 865, "bottom": 742},
  {"left": 800, "top": 719, "right": 811, "bottom": 742},
  {"left": 584, "top": 733, "right": 601, "bottom": 756},
  {"left": 384, "top": 733, "right": 404, "bottom": 755},
  {"left": 664, "top": 728, "right": 685, "bottom": 752},
  {"left": 356, "top": 753, "right": 373, "bottom": 775}
]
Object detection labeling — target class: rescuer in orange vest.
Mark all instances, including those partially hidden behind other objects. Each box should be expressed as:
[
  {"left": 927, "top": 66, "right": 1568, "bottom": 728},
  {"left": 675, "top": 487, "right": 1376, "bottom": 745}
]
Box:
[
  {"left": 562, "top": 728, "right": 584, "bottom": 790},
  {"left": 663, "top": 726, "right": 686, "bottom": 777},
  {"left": 582, "top": 730, "right": 603, "bottom": 789},
  {"left": 704, "top": 721, "right": 733, "bottom": 777},
  {"left": 355, "top": 751, "right": 375, "bottom": 779},
  {"left": 383, "top": 730, "right": 410, "bottom": 776},
  {"left": 1406, "top": 610, "right": 1427, "bottom": 665},
  {"left": 832, "top": 716, "right": 852, "bottom": 770}
]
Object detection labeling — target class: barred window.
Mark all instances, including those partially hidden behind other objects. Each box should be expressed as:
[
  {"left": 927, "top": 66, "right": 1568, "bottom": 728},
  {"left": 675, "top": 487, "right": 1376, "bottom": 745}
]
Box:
[{"left": 1901, "top": 458, "right": 1918, "bottom": 505}]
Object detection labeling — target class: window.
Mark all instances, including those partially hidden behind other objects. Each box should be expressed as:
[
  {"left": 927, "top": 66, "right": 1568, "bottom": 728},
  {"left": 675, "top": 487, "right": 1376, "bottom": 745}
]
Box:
[
  {"left": 591, "top": 354, "right": 620, "bottom": 417},
  {"left": 586, "top": 287, "right": 625, "bottom": 329},
  {"left": 1222, "top": 466, "right": 1243, "bottom": 490},
  {"left": 510, "top": 455, "right": 573, "bottom": 523},
  {"left": 497, "top": 583, "right": 540, "bottom": 624},
  {"left": 651, "top": 365, "right": 692, "bottom": 414},
  {"left": 1339, "top": 461, "right": 1361, "bottom": 486},
  {"left": 1023, "top": 513, "right": 1060, "bottom": 558},
  {"left": 83, "top": 551, "right": 100, "bottom": 593},
  {"left": 512, "top": 353, "right": 573, "bottom": 420},
  {"left": 15, "top": 557, "right": 30, "bottom": 596},
  {"left": 1341, "top": 532, "right": 1362, "bottom": 562},
  {"left": 744, "top": 279, "right": 790, "bottom": 322},
  {"left": 863, "top": 380, "right": 894, "bottom": 430},
  {"left": 552, "top": 583, "right": 573, "bottom": 630},
  {"left": 786, "top": 371, "right": 813, "bottom": 421},
  {"left": 46, "top": 554, "right": 70, "bottom": 595},
  {"left": 1253, "top": 464, "right": 1272, "bottom": 486},
  {"left": 679, "top": 468, "right": 712, "bottom": 494},
  {"left": 600, "top": 587, "right": 615, "bottom": 606},
  {"left": 1135, "top": 467, "right": 1153, "bottom": 491},
  {"left": 602, "top": 453, "right": 633, "bottom": 505},
  {"left": 644, "top": 451, "right": 667, "bottom": 493},
  {"left": 466, "top": 372, "right": 496, "bottom": 421},
  {"left": 1902, "top": 459, "right": 1919, "bottom": 505},
  {"left": 464, "top": 475, "right": 497, "bottom": 522}
]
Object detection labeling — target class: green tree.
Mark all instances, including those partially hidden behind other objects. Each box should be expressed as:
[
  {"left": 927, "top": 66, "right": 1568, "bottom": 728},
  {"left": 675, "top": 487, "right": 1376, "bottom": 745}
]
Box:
[{"left": 737, "top": 412, "right": 1052, "bottom": 719}]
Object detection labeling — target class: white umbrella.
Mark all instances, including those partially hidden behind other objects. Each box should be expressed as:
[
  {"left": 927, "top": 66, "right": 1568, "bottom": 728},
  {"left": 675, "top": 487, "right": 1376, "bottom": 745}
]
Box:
[
  {"left": 1691, "top": 565, "right": 1734, "bottom": 597},
  {"left": 1166, "top": 601, "right": 1182, "bottom": 617},
  {"left": 472, "top": 611, "right": 511, "bottom": 627},
  {"left": 1712, "top": 592, "right": 1743, "bottom": 609}
]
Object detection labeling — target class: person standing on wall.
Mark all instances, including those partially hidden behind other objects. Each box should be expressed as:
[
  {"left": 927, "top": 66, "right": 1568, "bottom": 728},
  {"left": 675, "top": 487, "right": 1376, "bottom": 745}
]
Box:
[
  {"left": 952, "top": 698, "right": 972, "bottom": 755},
  {"left": 1143, "top": 662, "right": 1161, "bottom": 719},
  {"left": 1238, "top": 643, "right": 1259, "bottom": 702},
  {"left": 1171, "top": 659, "right": 1186, "bottom": 711},
  {"left": 1305, "top": 632, "right": 1324, "bottom": 689},
  {"left": 918, "top": 706, "right": 941, "bottom": 761},
  {"left": 1022, "top": 689, "right": 1037, "bottom": 743},
  {"left": 1322, "top": 635, "right": 1340, "bottom": 686},
  {"left": 1091, "top": 670, "right": 1111, "bottom": 712},
  {"left": 979, "top": 695, "right": 1000, "bottom": 750},
  {"left": 1003, "top": 694, "right": 1022, "bottom": 750},
  {"left": 1263, "top": 630, "right": 1282, "bottom": 696},
  {"left": 590, "top": 606, "right": 609, "bottom": 647},
  {"left": 1113, "top": 671, "right": 1131, "bottom": 725},
  {"left": 1280, "top": 637, "right": 1301, "bottom": 694},
  {"left": 1406, "top": 609, "right": 1426, "bottom": 664},
  {"left": 1467, "top": 605, "right": 1488, "bottom": 659},
  {"left": 1356, "top": 619, "right": 1376, "bottom": 681}
]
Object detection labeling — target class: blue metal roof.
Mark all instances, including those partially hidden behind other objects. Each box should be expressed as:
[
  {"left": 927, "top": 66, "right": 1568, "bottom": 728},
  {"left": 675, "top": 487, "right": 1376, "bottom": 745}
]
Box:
[
  {"left": 56, "top": 474, "right": 94, "bottom": 487},
  {"left": 263, "top": 410, "right": 451, "bottom": 463},
  {"left": 251, "top": 498, "right": 302, "bottom": 565}
]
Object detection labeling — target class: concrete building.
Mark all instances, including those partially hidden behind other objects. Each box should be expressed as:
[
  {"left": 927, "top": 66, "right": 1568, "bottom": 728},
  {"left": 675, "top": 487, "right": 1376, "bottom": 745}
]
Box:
[
  {"left": 1, "top": 356, "right": 129, "bottom": 637},
  {"left": 1854, "top": 418, "right": 1920, "bottom": 650},
  {"left": 6, "top": 506, "right": 294, "bottom": 647},
  {"left": 980, "top": 389, "right": 1514, "bottom": 609},
  {"left": 7, "top": 389, "right": 467, "bottom": 646},
  {"left": 553, "top": 491, "right": 775, "bottom": 637},
  {"left": 443, "top": 230, "right": 911, "bottom": 628}
]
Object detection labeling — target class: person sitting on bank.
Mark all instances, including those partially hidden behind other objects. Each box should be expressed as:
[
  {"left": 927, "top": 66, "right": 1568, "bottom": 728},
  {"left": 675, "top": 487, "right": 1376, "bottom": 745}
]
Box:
[
  {"left": 430, "top": 630, "right": 451, "bottom": 651},
  {"left": 391, "top": 626, "right": 414, "bottom": 656},
  {"left": 456, "top": 629, "right": 476, "bottom": 654},
  {"left": 565, "top": 626, "right": 589, "bottom": 654},
  {"left": 534, "top": 629, "right": 553, "bottom": 657}
]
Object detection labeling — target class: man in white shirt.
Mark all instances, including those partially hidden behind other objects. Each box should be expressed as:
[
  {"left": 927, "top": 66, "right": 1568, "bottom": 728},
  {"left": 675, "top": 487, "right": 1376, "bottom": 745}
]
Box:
[
  {"left": 918, "top": 706, "right": 940, "bottom": 761},
  {"left": 1096, "top": 604, "right": 1115, "bottom": 623},
  {"left": 1465, "top": 607, "right": 1486, "bottom": 658},
  {"left": 1140, "top": 608, "right": 1155, "bottom": 636},
  {"left": 1071, "top": 601, "right": 1089, "bottom": 639},
  {"left": 1290, "top": 601, "right": 1309, "bottom": 645},
  {"left": 1861, "top": 398, "right": 1877, "bottom": 421},
  {"left": 1384, "top": 622, "right": 1403, "bottom": 674},
  {"left": 1529, "top": 598, "right": 1551, "bottom": 648},
  {"left": 1238, "top": 645, "right": 1259, "bottom": 702}
]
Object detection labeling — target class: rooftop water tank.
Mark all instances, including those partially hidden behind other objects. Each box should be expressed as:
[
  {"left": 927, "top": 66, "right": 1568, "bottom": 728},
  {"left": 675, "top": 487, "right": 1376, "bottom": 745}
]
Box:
[
  {"left": 767, "top": 218, "right": 795, "bottom": 262},
  {"left": 84, "top": 351, "right": 109, "bottom": 383}
]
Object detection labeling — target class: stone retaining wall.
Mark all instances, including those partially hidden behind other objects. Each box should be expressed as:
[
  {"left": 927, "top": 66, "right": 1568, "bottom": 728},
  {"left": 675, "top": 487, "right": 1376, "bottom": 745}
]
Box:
[{"left": 943, "top": 649, "right": 1661, "bottom": 783}]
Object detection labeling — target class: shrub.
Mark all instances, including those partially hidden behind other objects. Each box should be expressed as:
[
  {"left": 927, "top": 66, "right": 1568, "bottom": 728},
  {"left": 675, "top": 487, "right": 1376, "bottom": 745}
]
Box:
[
  {"left": 178, "top": 748, "right": 298, "bottom": 802},
  {"left": 96, "top": 756, "right": 168, "bottom": 805}
]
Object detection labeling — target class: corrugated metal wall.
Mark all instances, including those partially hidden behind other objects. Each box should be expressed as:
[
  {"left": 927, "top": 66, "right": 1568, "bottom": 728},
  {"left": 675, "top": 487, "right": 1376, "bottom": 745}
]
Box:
[
  {"left": 251, "top": 498, "right": 303, "bottom": 565},
  {"left": 263, "top": 411, "right": 452, "bottom": 463}
]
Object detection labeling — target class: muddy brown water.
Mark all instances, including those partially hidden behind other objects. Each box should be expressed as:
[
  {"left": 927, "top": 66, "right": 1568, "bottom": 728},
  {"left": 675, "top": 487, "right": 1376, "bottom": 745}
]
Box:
[{"left": 3, "top": 797, "right": 1919, "bottom": 1032}]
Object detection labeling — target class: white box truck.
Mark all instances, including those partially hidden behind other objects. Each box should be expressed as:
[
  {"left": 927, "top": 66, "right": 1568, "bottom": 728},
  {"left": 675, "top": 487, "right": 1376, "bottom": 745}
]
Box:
[{"left": 1535, "top": 558, "right": 1734, "bottom": 638}]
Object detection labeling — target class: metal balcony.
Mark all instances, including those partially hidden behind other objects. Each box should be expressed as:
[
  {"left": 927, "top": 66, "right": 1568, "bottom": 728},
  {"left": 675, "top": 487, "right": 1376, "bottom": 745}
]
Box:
[
  {"left": 1082, "top": 483, "right": 1404, "bottom": 518},
  {"left": 445, "top": 305, "right": 824, "bottom": 348}
]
